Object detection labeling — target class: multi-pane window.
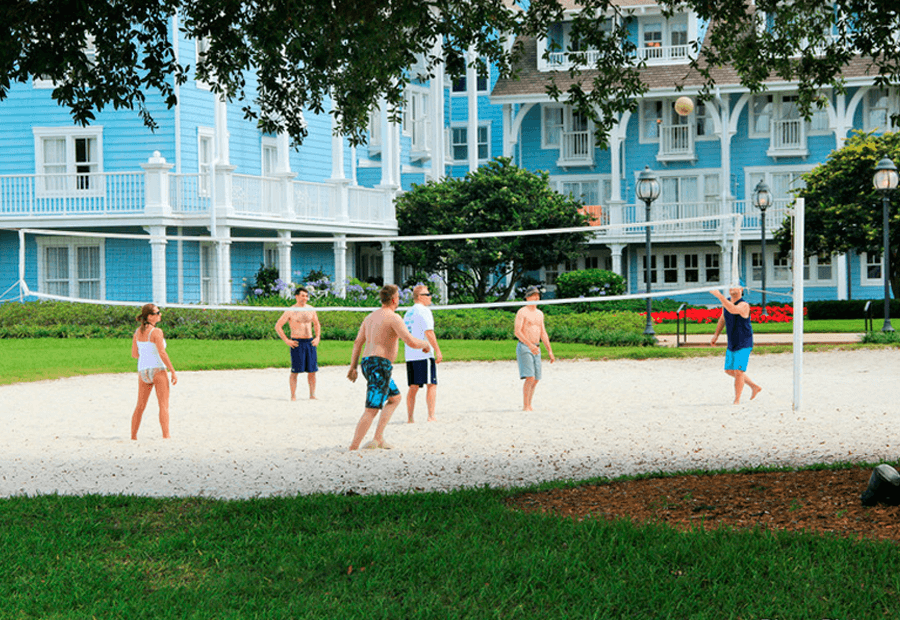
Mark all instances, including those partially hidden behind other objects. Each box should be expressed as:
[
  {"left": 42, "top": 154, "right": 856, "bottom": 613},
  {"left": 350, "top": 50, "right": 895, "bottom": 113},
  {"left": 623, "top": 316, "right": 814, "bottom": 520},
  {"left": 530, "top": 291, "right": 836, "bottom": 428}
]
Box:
[
  {"left": 751, "top": 95, "right": 773, "bottom": 137},
  {"left": 200, "top": 243, "right": 216, "bottom": 304},
  {"left": 450, "top": 74, "right": 488, "bottom": 94},
  {"left": 685, "top": 254, "right": 699, "bottom": 283},
  {"left": 705, "top": 253, "right": 720, "bottom": 283},
  {"left": 450, "top": 125, "right": 489, "bottom": 163},
  {"left": 262, "top": 140, "right": 278, "bottom": 177},
  {"left": 403, "top": 88, "right": 430, "bottom": 153},
  {"left": 542, "top": 106, "right": 564, "bottom": 149},
  {"left": 865, "top": 88, "right": 892, "bottom": 132},
  {"left": 773, "top": 255, "right": 791, "bottom": 282},
  {"left": 38, "top": 238, "right": 103, "bottom": 300},
  {"left": 198, "top": 129, "right": 214, "bottom": 196},
  {"left": 663, "top": 254, "right": 679, "bottom": 283},
  {"left": 864, "top": 252, "right": 882, "bottom": 281},
  {"left": 641, "top": 255, "right": 658, "bottom": 284},
  {"left": 752, "top": 252, "right": 764, "bottom": 282},
  {"left": 34, "top": 129, "right": 102, "bottom": 194}
]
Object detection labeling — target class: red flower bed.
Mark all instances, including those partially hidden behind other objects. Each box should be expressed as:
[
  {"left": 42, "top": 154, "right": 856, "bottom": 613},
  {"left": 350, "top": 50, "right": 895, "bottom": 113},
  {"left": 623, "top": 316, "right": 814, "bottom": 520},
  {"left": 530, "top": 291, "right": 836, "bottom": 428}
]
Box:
[{"left": 647, "top": 305, "right": 807, "bottom": 324}]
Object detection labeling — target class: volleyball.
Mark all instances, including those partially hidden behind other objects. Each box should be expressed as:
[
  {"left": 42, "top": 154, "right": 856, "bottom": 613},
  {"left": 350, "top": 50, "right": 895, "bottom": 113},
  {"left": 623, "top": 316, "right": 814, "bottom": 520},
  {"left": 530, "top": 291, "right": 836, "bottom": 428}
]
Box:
[{"left": 674, "top": 96, "right": 694, "bottom": 116}]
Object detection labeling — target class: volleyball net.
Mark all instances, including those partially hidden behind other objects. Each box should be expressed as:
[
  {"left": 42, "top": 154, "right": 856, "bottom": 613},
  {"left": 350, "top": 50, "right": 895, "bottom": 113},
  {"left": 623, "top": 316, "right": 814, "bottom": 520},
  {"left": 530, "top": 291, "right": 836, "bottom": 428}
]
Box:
[{"left": 1, "top": 212, "right": 748, "bottom": 312}]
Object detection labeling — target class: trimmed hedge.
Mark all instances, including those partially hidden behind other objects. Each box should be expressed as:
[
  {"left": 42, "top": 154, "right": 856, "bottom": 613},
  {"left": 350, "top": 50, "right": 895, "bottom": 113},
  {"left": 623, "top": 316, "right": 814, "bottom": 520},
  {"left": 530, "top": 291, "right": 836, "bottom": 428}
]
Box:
[
  {"left": 804, "top": 299, "right": 900, "bottom": 320},
  {"left": 0, "top": 300, "right": 655, "bottom": 347}
]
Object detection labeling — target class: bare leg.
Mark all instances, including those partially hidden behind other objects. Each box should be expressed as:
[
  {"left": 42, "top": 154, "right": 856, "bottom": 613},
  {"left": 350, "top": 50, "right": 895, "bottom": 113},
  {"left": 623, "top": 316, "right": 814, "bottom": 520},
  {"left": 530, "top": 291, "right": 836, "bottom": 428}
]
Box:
[
  {"left": 289, "top": 373, "right": 298, "bottom": 401},
  {"left": 349, "top": 409, "right": 379, "bottom": 450},
  {"left": 131, "top": 378, "right": 154, "bottom": 440},
  {"left": 425, "top": 384, "right": 437, "bottom": 422},
  {"left": 406, "top": 384, "right": 420, "bottom": 423},
  {"left": 372, "top": 394, "right": 400, "bottom": 445},
  {"left": 744, "top": 373, "right": 762, "bottom": 400},
  {"left": 308, "top": 372, "right": 317, "bottom": 399},
  {"left": 155, "top": 371, "right": 171, "bottom": 438},
  {"left": 523, "top": 377, "right": 538, "bottom": 411}
]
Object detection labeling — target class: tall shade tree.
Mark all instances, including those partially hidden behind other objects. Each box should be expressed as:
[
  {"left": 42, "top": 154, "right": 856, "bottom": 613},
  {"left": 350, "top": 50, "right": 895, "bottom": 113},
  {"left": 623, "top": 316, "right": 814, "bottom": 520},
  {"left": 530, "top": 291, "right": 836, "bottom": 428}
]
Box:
[
  {"left": 4, "top": 1, "right": 900, "bottom": 145},
  {"left": 775, "top": 131, "right": 900, "bottom": 298},
  {"left": 394, "top": 158, "right": 593, "bottom": 302}
]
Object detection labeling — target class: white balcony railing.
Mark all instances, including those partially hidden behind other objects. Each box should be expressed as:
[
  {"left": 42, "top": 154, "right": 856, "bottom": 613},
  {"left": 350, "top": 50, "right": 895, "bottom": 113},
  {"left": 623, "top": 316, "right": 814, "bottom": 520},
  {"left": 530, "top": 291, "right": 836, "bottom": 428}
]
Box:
[
  {"left": 558, "top": 130, "right": 592, "bottom": 166},
  {"left": 659, "top": 124, "right": 695, "bottom": 161},
  {"left": 768, "top": 119, "right": 808, "bottom": 157},
  {"left": 0, "top": 172, "right": 144, "bottom": 216},
  {"left": 636, "top": 44, "right": 690, "bottom": 63},
  {"left": 0, "top": 155, "right": 395, "bottom": 230}
]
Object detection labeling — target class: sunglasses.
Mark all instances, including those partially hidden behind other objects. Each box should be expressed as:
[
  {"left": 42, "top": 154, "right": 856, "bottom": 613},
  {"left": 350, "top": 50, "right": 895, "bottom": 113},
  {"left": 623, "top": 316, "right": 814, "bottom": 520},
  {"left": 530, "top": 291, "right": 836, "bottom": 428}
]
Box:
[
  {"left": 419, "top": 292, "right": 432, "bottom": 297},
  {"left": 150, "top": 310, "right": 161, "bottom": 315}
]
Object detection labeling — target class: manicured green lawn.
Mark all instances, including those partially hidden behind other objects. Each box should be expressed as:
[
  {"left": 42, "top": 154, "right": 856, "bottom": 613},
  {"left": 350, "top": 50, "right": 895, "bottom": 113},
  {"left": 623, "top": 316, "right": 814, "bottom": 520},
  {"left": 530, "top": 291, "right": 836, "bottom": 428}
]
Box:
[{"left": 2, "top": 478, "right": 900, "bottom": 619}]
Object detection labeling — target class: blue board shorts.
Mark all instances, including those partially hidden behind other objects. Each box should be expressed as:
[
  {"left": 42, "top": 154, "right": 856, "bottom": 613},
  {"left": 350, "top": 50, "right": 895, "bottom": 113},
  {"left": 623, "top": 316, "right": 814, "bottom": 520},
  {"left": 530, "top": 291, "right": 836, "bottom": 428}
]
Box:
[
  {"left": 406, "top": 358, "right": 437, "bottom": 387},
  {"left": 290, "top": 338, "right": 318, "bottom": 373},
  {"left": 360, "top": 356, "right": 400, "bottom": 410},
  {"left": 725, "top": 347, "right": 752, "bottom": 372},
  {"left": 516, "top": 342, "right": 542, "bottom": 380}
]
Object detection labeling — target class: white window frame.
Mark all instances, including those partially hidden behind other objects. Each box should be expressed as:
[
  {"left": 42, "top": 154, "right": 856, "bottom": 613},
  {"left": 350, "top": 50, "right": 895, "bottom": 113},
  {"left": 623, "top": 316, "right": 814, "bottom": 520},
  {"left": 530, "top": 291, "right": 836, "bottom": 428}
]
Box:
[
  {"left": 33, "top": 127, "right": 104, "bottom": 197},
  {"left": 863, "top": 87, "right": 899, "bottom": 133},
  {"left": 639, "top": 247, "right": 723, "bottom": 288},
  {"left": 449, "top": 73, "right": 489, "bottom": 95},
  {"left": 198, "top": 127, "right": 215, "bottom": 197},
  {"left": 542, "top": 105, "right": 565, "bottom": 149},
  {"left": 448, "top": 123, "right": 490, "bottom": 164},
  {"left": 36, "top": 236, "right": 105, "bottom": 300},
  {"left": 195, "top": 36, "right": 212, "bottom": 90},
  {"left": 261, "top": 136, "right": 279, "bottom": 177},
  {"left": 34, "top": 33, "right": 96, "bottom": 89},
  {"left": 861, "top": 252, "right": 884, "bottom": 287},
  {"left": 403, "top": 85, "right": 431, "bottom": 156},
  {"left": 263, "top": 243, "right": 279, "bottom": 269}
]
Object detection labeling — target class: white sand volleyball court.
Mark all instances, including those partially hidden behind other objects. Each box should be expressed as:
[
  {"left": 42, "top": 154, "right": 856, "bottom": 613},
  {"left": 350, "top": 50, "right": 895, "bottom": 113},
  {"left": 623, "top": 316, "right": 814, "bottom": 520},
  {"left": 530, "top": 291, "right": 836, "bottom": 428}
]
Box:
[{"left": 1, "top": 349, "right": 897, "bottom": 499}]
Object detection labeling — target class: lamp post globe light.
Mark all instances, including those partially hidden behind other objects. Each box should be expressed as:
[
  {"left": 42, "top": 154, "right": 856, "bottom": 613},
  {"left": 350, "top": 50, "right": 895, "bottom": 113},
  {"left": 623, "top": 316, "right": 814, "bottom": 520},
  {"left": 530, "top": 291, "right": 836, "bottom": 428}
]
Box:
[
  {"left": 873, "top": 157, "right": 898, "bottom": 332},
  {"left": 753, "top": 179, "right": 772, "bottom": 316},
  {"left": 636, "top": 166, "right": 660, "bottom": 336}
]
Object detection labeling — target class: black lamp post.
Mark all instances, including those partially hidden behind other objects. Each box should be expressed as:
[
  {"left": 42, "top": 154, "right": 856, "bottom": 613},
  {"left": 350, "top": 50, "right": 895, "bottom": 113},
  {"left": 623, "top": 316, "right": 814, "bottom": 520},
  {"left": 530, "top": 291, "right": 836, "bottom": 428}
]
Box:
[
  {"left": 753, "top": 179, "right": 772, "bottom": 316},
  {"left": 636, "top": 166, "right": 660, "bottom": 336},
  {"left": 873, "top": 157, "right": 898, "bottom": 333}
]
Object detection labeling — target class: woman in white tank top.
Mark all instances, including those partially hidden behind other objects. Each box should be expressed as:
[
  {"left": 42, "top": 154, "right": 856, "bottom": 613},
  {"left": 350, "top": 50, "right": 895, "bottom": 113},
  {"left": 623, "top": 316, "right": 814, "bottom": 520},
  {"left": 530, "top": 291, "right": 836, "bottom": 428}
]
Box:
[{"left": 131, "top": 303, "right": 177, "bottom": 439}]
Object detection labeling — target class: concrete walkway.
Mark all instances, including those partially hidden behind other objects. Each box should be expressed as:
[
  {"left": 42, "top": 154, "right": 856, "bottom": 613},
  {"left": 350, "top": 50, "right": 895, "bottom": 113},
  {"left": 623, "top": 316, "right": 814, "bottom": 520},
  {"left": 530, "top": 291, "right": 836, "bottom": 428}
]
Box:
[{"left": 655, "top": 332, "right": 864, "bottom": 348}]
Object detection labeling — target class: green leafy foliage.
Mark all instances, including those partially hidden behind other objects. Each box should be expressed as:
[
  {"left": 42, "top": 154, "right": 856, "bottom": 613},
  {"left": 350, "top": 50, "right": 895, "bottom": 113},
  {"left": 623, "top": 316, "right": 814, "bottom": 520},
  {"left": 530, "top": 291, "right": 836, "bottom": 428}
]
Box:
[
  {"left": 555, "top": 269, "right": 626, "bottom": 299},
  {"left": 777, "top": 131, "right": 900, "bottom": 298},
  {"left": 394, "top": 158, "right": 593, "bottom": 303},
  {"left": 0, "top": 300, "right": 651, "bottom": 346}
]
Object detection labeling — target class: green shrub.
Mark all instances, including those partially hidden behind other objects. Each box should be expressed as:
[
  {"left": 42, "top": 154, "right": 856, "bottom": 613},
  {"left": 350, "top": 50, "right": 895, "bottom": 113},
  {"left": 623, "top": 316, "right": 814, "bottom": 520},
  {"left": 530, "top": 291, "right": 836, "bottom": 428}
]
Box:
[
  {"left": 555, "top": 269, "right": 626, "bottom": 299},
  {"left": 0, "top": 300, "right": 652, "bottom": 346}
]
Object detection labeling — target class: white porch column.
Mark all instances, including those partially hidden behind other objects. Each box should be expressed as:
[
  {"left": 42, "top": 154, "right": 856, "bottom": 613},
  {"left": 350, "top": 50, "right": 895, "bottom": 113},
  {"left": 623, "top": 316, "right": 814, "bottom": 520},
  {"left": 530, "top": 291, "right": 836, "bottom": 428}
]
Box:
[
  {"left": 607, "top": 243, "right": 625, "bottom": 279},
  {"left": 146, "top": 225, "right": 168, "bottom": 305},
  {"left": 429, "top": 36, "right": 446, "bottom": 181},
  {"left": 215, "top": 225, "right": 232, "bottom": 304},
  {"left": 141, "top": 152, "right": 173, "bottom": 216},
  {"left": 836, "top": 252, "right": 848, "bottom": 300},
  {"left": 466, "top": 47, "right": 478, "bottom": 173},
  {"left": 278, "top": 230, "right": 292, "bottom": 291},
  {"left": 502, "top": 104, "right": 513, "bottom": 158},
  {"left": 333, "top": 235, "right": 348, "bottom": 298},
  {"left": 331, "top": 114, "right": 345, "bottom": 181},
  {"left": 381, "top": 241, "right": 395, "bottom": 285}
]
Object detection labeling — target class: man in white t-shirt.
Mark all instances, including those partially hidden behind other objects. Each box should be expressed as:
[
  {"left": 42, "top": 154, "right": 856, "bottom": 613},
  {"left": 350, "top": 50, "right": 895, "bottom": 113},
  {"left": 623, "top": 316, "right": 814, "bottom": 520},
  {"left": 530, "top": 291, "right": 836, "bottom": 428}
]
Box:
[{"left": 403, "top": 284, "right": 442, "bottom": 422}]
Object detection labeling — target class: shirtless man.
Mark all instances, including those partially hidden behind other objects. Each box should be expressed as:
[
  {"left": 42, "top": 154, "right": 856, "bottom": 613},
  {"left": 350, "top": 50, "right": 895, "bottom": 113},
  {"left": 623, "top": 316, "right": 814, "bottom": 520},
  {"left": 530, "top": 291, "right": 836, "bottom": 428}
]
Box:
[
  {"left": 514, "top": 286, "right": 555, "bottom": 411},
  {"left": 346, "top": 284, "right": 430, "bottom": 450},
  {"left": 275, "top": 287, "right": 321, "bottom": 400}
]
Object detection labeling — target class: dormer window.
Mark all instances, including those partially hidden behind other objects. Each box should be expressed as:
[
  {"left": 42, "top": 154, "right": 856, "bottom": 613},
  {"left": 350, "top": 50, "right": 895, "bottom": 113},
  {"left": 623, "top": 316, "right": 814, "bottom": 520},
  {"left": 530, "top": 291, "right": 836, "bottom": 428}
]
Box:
[
  {"left": 750, "top": 93, "right": 811, "bottom": 158},
  {"left": 542, "top": 18, "right": 613, "bottom": 70},
  {"left": 637, "top": 16, "right": 689, "bottom": 63}
]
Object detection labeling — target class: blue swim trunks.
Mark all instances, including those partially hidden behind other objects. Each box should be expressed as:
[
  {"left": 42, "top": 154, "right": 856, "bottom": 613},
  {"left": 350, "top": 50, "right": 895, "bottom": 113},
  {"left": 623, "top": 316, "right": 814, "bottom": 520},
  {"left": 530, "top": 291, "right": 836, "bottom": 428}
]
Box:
[
  {"left": 360, "top": 356, "right": 400, "bottom": 410},
  {"left": 725, "top": 347, "right": 752, "bottom": 372},
  {"left": 290, "top": 338, "right": 318, "bottom": 373}
]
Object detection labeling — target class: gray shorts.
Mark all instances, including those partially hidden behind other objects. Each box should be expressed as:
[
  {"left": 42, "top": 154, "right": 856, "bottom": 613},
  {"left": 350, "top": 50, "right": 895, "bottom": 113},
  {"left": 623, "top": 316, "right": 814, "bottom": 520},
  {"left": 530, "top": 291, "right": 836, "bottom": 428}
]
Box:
[{"left": 516, "top": 342, "right": 541, "bottom": 380}]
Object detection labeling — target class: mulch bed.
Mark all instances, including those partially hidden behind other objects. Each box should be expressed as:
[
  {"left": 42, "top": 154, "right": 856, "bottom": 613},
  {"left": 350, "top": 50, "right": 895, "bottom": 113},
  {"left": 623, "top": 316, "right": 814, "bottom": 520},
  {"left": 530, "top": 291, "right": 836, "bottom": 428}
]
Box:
[{"left": 507, "top": 466, "right": 900, "bottom": 542}]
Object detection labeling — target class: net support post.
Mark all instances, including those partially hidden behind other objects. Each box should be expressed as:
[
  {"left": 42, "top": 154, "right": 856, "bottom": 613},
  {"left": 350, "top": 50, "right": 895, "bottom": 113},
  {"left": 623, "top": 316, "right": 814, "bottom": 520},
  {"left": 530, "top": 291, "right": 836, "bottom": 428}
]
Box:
[{"left": 792, "top": 197, "right": 804, "bottom": 411}]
